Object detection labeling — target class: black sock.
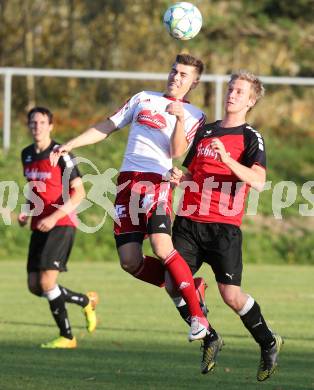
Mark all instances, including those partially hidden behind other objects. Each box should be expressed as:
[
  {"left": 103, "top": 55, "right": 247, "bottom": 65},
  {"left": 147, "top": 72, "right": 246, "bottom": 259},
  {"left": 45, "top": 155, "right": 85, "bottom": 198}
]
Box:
[
  {"left": 177, "top": 305, "right": 191, "bottom": 325},
  {"left": 59, "top": 285, "right": 89, "bottom": 308},
  {"left": 240, "top": 301, "right": 275, "bottom": 349},
  {"left": 177, "top": 303, "right": 209, "bottom": 327},
  {"left": 48, "top": 294, "right": 73, "bottom": 339},
  {"left": 206, "top": 328, "right": 218, "bottom": 341}
]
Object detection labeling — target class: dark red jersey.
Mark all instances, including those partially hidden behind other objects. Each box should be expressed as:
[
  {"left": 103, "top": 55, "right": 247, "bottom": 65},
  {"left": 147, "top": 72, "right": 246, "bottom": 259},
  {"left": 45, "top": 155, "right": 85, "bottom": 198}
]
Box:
[
  {"left": 179, "top": 121, "right": 266, "bottom": 226},
  {"left": 21, "top": 140, "right": 81, "bottom": 230}
]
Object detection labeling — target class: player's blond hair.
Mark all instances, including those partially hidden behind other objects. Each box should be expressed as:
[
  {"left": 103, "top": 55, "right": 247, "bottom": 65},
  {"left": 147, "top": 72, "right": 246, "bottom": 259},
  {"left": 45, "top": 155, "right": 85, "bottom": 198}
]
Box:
[{"left": 229, "top": 70, "right": 265, "bottom": 103}]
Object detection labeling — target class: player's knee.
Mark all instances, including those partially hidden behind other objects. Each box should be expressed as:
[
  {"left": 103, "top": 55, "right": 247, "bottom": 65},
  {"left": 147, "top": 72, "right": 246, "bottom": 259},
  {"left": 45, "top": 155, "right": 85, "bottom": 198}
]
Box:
[
  {"left": 119, "top": 256, "right": 141, "bottom": 275},
  {"left": 39, "top": 277, "right": 55, "bottom": 293},
  {"left": 28, "top": 282, "right": 42, "bottom": 296},
  {"left": 221, "top": 290, "right": 240, "bottom": 310}
]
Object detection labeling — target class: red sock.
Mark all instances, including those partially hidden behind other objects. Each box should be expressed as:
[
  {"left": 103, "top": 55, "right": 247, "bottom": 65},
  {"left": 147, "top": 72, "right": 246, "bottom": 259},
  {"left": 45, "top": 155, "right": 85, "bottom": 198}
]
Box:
[
  {"left": 164, "top": 250, "right": 204, "bottom": 318},
  {"left": 133, "top": 255, "right": 165, "bottom": 287}
]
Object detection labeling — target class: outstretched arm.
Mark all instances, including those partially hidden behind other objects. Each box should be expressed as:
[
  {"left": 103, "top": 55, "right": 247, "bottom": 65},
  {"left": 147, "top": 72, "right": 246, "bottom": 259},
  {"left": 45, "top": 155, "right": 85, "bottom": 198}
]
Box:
[{"left": 50, "top": 119, "right": 116, "bottom": 166}]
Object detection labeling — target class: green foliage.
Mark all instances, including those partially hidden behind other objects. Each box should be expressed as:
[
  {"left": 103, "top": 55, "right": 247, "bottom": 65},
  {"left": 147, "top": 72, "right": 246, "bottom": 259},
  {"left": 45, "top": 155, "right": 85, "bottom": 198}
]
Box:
[
  {"left": 243, "top": 226, "right": 314, "bottom": 265},
  {"left": 0, "top": 0, "right": 313, "bottom": 123}
]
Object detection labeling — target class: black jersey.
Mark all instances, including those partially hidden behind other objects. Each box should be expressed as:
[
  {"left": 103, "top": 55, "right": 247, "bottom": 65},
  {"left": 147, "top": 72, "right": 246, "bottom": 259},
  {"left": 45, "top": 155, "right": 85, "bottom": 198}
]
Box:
[
  {"left": 21, "top": 140, "right": 81, "bottom": 230},
  {"left": 180, "top": 121, "right": 266, "bottom": 226}
]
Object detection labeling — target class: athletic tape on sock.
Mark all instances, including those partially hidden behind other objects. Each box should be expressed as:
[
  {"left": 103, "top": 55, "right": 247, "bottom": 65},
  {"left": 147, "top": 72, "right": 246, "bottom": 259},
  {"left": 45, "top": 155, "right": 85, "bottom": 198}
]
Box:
[
  {"left": 45, "top": 285, "right": 62, "bottom": 301},
  {"left": 238, "top": 295, "right": 255, "bottom": 316}
]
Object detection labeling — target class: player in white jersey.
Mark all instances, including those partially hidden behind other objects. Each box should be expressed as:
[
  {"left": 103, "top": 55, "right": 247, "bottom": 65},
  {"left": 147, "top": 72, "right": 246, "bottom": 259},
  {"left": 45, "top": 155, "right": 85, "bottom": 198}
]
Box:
[
  {"left": 111, "top": 90, "right": 204, "bottom": 174},
  {"left": 50, "top": 54, "right": 210, "bottom": 341}
]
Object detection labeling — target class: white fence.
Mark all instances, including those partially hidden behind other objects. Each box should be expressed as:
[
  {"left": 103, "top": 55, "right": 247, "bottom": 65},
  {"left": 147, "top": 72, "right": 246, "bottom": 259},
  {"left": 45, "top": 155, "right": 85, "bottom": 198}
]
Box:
[{"left": 1, "top": 67, "right": 314, "bottom": 150}]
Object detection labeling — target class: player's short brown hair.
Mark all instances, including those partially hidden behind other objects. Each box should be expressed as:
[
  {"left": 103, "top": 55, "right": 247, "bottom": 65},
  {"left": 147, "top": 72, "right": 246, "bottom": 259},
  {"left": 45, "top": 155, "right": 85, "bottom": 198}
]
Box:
[
  {"left": 229, "top": 70, "right": 265, "bottom": 103},
  {"left": 27, "top": 106, "right": 53, "bottom": 124},
  {"left": 176, "top": 53, "right": 204, "bottom": 77}
]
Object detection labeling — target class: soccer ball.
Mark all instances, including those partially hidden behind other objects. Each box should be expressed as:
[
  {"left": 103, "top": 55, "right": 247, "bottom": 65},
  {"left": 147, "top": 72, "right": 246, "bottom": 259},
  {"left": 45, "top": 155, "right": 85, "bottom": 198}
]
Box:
[{"left": 163, "top": 2, "right": 202, "bottom": 40}]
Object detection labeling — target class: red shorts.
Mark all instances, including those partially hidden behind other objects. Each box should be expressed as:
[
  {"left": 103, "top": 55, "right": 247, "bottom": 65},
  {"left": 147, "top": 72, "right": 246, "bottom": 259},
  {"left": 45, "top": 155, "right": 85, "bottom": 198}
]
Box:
[{"left": 114, "top": 171, "right": 172, "bottom": 236}]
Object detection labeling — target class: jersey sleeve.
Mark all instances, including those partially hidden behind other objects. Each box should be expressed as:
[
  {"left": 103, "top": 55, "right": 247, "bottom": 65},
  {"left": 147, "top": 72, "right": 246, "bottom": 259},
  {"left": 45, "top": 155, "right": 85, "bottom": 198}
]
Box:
[
  {"left": 58, "top": 152, "right": 81, "bottom": 182},
  {"left": 182, "top": 126, "right": 205, "bottom": 170},
  {"left": 184, "top": 110, "right": 206, "bottom": 145},
  {"left": 21, "top": 146, "right": 30, "bottom": 176},
  {"left": 21, "top": 150, "right": 25, "bottom": 176},
  {"left": 242, "top": 127, "right": 266, "bottom": 168},
  {"left": 109, "top": 91, "right": 142, "bottom": 129}
]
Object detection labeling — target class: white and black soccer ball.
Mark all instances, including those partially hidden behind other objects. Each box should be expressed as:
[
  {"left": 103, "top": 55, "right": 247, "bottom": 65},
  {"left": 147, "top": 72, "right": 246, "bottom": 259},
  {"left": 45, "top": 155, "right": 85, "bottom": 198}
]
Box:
[{"left": 163, "top": 2, "right": 202, "bottom": 40}]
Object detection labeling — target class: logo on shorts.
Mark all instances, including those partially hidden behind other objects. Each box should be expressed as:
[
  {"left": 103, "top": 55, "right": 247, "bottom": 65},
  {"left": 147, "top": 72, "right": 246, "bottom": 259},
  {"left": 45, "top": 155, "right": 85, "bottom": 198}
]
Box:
[
  {"left": 53, "top": 261, "right": 60, "bottom": 268},
  {"left": 158, "top": 223, "right": 166, "bottom": 229},
  {"left": 225, "top": 273, "right": 234, "bottom": 280},
  {"left": 115, "top": 204, "right": 127, "bottom": 218}
]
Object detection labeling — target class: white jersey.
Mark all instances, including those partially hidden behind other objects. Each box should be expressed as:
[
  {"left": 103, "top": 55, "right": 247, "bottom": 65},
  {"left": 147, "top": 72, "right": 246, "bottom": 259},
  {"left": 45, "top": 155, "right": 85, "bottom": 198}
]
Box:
[{"left": 109, "top": 91, "right": 206, "bottom": 175}]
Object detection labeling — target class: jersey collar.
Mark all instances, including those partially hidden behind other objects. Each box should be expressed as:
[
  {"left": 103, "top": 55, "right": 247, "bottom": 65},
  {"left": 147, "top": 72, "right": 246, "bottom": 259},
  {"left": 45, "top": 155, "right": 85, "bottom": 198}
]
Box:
[{"left": 163, "top": 94, "right": 190, "bottom": 104}]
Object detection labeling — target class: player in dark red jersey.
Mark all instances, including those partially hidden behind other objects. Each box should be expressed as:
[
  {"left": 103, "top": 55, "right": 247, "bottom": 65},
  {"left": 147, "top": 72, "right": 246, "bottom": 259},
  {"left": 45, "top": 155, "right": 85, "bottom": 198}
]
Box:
[
  {"left": 19, "top": 106, "right": 98, "bottom": 349},
  {"left": 168, "top": 71, "right": 283, "bottom": 380}
]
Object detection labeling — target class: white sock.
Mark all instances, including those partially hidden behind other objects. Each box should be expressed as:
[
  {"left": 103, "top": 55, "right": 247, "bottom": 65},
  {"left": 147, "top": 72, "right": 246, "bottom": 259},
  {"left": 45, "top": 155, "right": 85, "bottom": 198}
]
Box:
[
  {"left": 45, "top": 285, "right": 62, "bottom": 301},
  {"left": 237, "top": 295, "right": 255, "bottom": 316}
]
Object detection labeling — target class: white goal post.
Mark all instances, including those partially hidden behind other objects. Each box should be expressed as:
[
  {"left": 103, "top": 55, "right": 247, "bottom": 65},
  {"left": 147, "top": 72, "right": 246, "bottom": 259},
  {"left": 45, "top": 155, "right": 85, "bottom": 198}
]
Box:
[{"left": 0, "top": 67, "right": 314, "bottom": 150}]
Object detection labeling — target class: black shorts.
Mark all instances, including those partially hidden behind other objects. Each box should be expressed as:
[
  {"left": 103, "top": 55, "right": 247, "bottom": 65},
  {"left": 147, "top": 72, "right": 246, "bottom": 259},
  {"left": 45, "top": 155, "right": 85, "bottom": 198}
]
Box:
[
  {"left": 114, "top": 207, "right": 172, "bottom": 248},
  {"left": 172, "top": 216, "right": 243, "bottom": 286},
  {"left": 27, "top": 226, "right": 76, "bottom": 273}
]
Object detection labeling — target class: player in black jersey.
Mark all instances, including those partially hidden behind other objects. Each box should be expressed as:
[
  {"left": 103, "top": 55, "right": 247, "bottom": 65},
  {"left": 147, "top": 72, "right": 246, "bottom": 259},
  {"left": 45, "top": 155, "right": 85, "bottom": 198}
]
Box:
[
  {"left": 168, "top": 71, "right": 283, "bottom": 380},
  {"left": 19, "top": 106, "right": 98, "bottom": 349}
]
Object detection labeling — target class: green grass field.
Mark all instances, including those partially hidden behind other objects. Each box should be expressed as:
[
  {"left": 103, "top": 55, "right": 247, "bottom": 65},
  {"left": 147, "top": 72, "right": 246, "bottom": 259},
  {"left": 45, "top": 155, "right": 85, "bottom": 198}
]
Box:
[{"left": 0, "top": 261, "right": 313, "bottom": 390}]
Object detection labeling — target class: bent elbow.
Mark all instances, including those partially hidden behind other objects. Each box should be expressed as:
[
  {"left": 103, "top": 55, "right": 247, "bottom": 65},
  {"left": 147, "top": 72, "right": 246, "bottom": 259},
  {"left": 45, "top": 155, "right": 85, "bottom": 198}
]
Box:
[{"left": 251, "top": 181, "right": 266, "bottom": 192}]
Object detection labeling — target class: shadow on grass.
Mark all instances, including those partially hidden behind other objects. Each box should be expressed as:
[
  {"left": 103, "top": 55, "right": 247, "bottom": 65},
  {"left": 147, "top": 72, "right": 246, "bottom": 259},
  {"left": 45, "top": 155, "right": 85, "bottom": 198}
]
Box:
[
  {"left": 0, "top": 319, "right": 184, "bottom": 336},
  {"left": 1, "top": 320, "right": 314, "bottom": 344},
  {"left": 0, "top": 338, "right": 313, "bottom": 390}
]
